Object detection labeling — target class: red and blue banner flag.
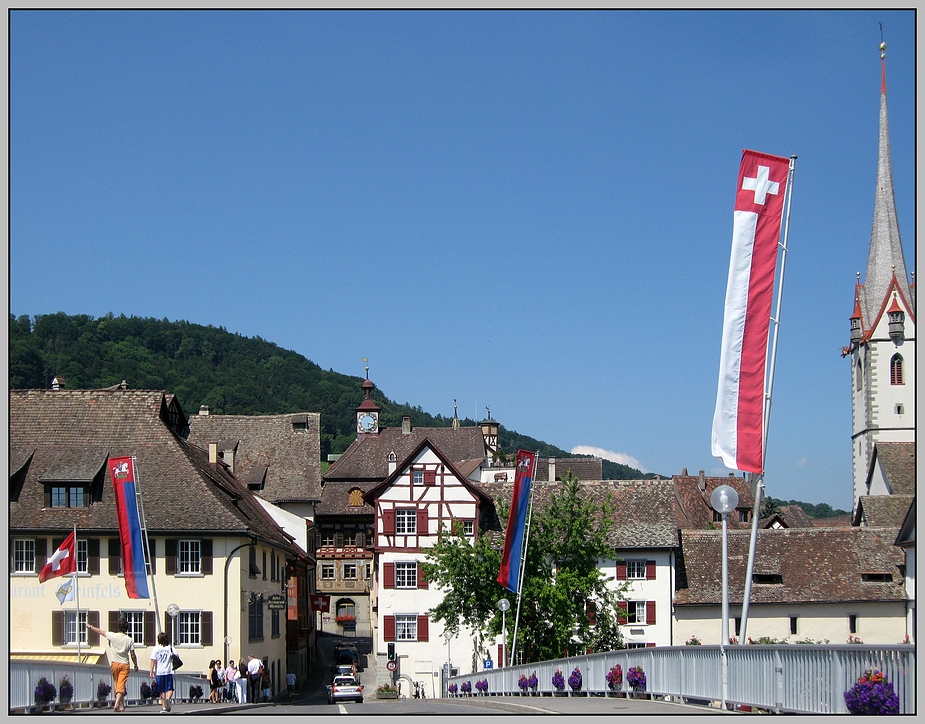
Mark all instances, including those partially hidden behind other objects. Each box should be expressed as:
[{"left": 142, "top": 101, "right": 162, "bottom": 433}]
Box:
[
  {"left": 109, "top": 456, "right": 150, "bottom": 599},
  {"left": 497, "top": 449, "right": 537, "bottom": 593}
]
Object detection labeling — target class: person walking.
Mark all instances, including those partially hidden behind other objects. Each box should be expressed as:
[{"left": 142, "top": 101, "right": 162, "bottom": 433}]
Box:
[
  {"left": 207, "top": 660, "right": 221, "bottom": 703},
  {"left": 149, "top": 632, "right": 175, "bottom": 713},
  {"left": 260, "top": 667, "right": 272, "bottom": 703},
  {"left": 232, "top": 659, "right": 248, "bottom": 704},
  {"left": 246, "top": 655, "right": 263, "bottom": 703},
  {"left": 286, "top": 670, "right": 296, "bottom": 700},
  {"left": 225, "top": 660, "right": 239, "bottom": 702},
  {"left": 87, "top": 618, "right": 138, "bottom": 713}
]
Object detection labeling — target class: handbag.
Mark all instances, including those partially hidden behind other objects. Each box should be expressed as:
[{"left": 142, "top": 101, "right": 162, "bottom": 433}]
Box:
[{"left": 170, "top": 646, "right": 183, "bottom": 670}]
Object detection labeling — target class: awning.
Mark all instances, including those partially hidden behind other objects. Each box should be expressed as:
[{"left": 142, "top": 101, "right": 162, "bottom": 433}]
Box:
[{"left": 10, "top": 653, "right": 104, "bottom": 665}]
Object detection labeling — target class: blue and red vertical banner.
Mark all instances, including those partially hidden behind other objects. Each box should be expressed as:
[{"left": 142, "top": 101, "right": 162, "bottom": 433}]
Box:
[
  {"left": 497, "top": 450, "right": 537, "bottom": 593},
  {"left": 109, "top": 456, "right": 150, "bottom": 599}
]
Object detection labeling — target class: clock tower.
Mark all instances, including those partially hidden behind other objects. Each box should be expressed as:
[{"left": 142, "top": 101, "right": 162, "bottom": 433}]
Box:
[{"left": 356, "top": 367, "right": 380, "bottom": 436}]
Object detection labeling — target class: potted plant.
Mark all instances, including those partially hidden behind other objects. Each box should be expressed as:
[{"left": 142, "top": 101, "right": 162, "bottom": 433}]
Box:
[
  {"left": 551, "top": 668, "right": 565, "bottom": 695},
  {"left": 685, "top": 635, "right": 702, "bottom": 645},
  {"left": 58, "top": 675, "right": 74, "bottom": 709},
  {"left": 96, "top": 680, "right": 112, "bottom": 707},
  {"left": 447, "top": 683, "right": 458, "bottom": 697},
  {"left": 844, "top": 669, "right": 900, "bottom": 715},
  {"left": 460, "top": 681, "right": 472, "bottom": 696},
  {"left": 517, "top": 675, "right": 529, "bottom": 695},
  {"left": 568, "top": 667, "right": 582, "bottom": 695},
  {"left": 376, "top": 684, "right": 398, "bottom": 700},
  {"left": 626, "top": 666, "right": 646, "bottom": 698},
  {"left": 528, "top": 672, "right": 538, "bottom": 695},
  {"left": 34, "top": 677, "right": 57, "bottom": 711},
  {"left": 475, "top": 679, "right": 488, "bottom": 695},
  {"left": 605, "top": 665, "right": 623, "bottom": 696}
]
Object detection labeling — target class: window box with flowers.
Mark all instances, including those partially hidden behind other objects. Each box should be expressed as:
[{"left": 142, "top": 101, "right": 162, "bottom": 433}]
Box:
[
  {"left": 376, "top": 684, "right": 398, "bottom": 700},
  {"left": 336, "top": 614, "right": 357, "bottom": 625}
]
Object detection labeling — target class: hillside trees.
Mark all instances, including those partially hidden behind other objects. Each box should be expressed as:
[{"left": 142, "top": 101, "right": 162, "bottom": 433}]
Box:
[{"left": 422, "top": 471, "right": 627, "bottom": 665}]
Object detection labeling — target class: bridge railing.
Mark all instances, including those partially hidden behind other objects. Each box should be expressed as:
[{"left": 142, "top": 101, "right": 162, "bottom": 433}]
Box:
[
  {"left": 445, "top": 644, "right": 915, "bottom": 714},
  {"left": 10, "top": 661, "right": 209, "bottom": 713}
]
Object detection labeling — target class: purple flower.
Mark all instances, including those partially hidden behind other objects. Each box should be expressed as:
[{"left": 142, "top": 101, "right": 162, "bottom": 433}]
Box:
[
  {"left": 844, "top": 670, "right": 899, "bottom": 714},
  {"left": 568, "top": 667, "right": 582, "bottom": 691},
  {"left": 551, "top": 669, "right": 565, "bottom": 691},
  {"left": 528, "top": 673, "right": 538, "bottom": 689},
  {"left": 460, "top": 681, "right": 472, "bottom": 693},
  {"left": 627, "top": 666, "right": 646, "bottom": 691}
]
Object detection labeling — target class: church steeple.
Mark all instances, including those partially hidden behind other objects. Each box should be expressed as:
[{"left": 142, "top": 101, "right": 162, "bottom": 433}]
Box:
[{"left": 860, "top": 41, "right": 912, "bottom": 327}]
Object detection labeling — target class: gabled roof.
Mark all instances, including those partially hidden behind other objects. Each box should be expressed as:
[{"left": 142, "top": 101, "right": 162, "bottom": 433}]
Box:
[
  {"left": 187, "top": 412, "right": 322, "bottom": 503},
  {"left": 895, "top": 498, "right": 915, "bottom": 547},
  {"left": 316, "top": 481, "right": 374, "bottom": 518},
  {"left": 324, "top": 425, "right": 486, "bottom": 482},
  {"left": 9, "top": 389, "right": 302, "bottom": 555},
  {"left": 363, "top": 437, "right": 493, "bottom": 505},
  {"left": 671, "top": 474, "right": 755, "bottom": 530},
  {"left": 674, "top": 527, "right": 905, "bottom": 606},
  {"left": 869, "top": 442, "right": 916, "bottom": 495},
  {"left": 853, "top": 495, "right": 915, "bottom": 529}
]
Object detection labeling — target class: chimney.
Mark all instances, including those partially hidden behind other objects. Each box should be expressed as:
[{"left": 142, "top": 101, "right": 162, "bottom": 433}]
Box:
[
  {"left": 209, "top": 443, "right": 218, "bottom": 464},
  {"left": 698, "top": 470, "right": 706, "bottom": 491},
  {"left": 199, "top": 405, "right": 211, "bottom": 416},
  {"left": 681, "top": 467, "right": 688, "bottom": 476},
  {"left": 548, "top": 457, "right": 556, "bottom": 482},
  {"left": 51, "top": 377, "right": 65, "bottom": 390},
  {"left": 402, "top": 415, "right": 412, "bottom": 435}
]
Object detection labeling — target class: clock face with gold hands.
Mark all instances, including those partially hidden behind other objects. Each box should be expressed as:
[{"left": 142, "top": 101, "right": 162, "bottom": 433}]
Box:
[{"left": 358, "top": 412, "right": 377, "bottom": 432}]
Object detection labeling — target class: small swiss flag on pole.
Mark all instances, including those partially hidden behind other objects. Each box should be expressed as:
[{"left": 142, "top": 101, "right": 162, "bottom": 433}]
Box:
[
  {"left": 310, "top": 594, "right": 330, "bottom": 612},
  {"left": 39, "top": 530, "right": 77, "bottom": 583}
]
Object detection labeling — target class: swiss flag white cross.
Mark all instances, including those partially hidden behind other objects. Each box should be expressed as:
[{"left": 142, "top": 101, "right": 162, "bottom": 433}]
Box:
[
  {"left": 742, "top": 165, "right": 780, "bottom": 205},
  {"left": 48, "top": 546, "right": 70, "bottom": 572}
]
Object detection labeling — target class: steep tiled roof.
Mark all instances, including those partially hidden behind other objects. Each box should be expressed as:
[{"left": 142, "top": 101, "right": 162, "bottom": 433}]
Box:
[
  {"left": 672, "top": 474, "right": 755, "bottom": 530},
  {"left": 9, "top": 389, "right": 301, "bottom": 555},
  {"left": 324, "top": 426, "right": 486, "bottom": 482},
  {"left": 674, "top": 527, "right": 905, "bottom": 605},
  {"left": 874, "top": 442, "right": 915, "bottom": 495},
  {"left": 854, "top": 495, "right": 915, "bottom": 529},
  {"left": 187, "top": 412, "right": 322, "bottom": 503},
  {"left": 316, "top": 481, "right": 374, "bottom": 517}
]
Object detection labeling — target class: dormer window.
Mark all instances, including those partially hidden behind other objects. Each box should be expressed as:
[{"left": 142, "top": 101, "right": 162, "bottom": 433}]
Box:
[{"left": 46, "top": 484, "right": 90, "bottom": 508}]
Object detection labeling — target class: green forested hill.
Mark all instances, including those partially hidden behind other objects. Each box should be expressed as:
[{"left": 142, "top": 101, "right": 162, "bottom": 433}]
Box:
[{"left": 8, "top": 312, "right": 653, "bottom": 477}]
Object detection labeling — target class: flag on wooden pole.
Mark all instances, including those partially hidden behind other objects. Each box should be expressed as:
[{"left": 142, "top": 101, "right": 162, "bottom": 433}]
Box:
[{"left": 712, "top": 150, "right": 790, "bottom": 473}]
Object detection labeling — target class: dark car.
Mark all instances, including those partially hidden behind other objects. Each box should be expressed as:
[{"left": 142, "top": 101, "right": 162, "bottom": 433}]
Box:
[{"left": 335, "top": 647, "right": 361, "bottom": 671}]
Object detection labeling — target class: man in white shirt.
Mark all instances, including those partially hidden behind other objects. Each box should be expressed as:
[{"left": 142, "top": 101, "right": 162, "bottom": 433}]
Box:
[{"left": 246, "top": 655, "right": 263, "bottom": 703}]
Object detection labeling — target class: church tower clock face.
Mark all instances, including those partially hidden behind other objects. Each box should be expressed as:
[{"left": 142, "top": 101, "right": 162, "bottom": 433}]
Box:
[{"left": 357, "top": 412, "right": 378, "bottom": 433}]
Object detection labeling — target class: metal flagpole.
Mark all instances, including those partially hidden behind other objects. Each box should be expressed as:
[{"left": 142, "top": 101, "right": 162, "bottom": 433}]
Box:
[
  {"left": 74, "top": 523, "right": 82, "bottom": 663},
  {"left": 739, "top": 156, "right": 797, "bottom": 643},
  {"left": 133, "top": 456, "right": 163, "bottom": 633},
  {"left": 509, "top": 451, "right": 538, "bottom": 667}
]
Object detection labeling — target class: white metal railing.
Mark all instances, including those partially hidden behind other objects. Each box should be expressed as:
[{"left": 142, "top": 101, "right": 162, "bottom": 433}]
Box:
[
  {"left": 10, "top": 661, "right": 210, "bottom": 713},
  {"left": 444, "top": 645, "right": 915, "bottom": 714}
]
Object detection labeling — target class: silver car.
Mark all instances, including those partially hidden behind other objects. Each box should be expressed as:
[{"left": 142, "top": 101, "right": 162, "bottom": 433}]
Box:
[{"left": 327, "top": 675, "right": 363, "bottom": 704}]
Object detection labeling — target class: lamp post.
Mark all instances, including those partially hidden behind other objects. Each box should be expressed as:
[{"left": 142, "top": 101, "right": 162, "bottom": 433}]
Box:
[
  {"left": 711, "top": 484, "right": 739, "bottom": 711},
  {"left": 497, "top": 598, "right": 510, "bottom": 667},
  {"left": 166, "top": 603, "right": 179, "bottom": 648},
  {"left": 443, "top": 630, "right": 453, "bottom": 697}
]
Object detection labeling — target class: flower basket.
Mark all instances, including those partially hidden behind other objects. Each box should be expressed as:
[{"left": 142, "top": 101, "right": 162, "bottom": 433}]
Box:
[
  {"left": 475, "top": 679, "right": 488, "bottom": 695},
  {"left": 447, "top": 683, "right": 458, "bottom": 697},
  {"left": 96, "top": 680, "right": 112, "bottom": 707},
  {"left": 34, "top": 677, "right": 57, "bottom": 710},
  {"left": 460, "top": 681, "right": 472, "bottom": 696},
  {"left": 627, "top": 666, "right": 646, "bottom": 697},
  {"left": 605, "top": 665, "right": 623, "bottom": 695},
  {"left": 568, "top": 667, "right": 582, "bottom": 695},
  {"left": 551, "top": 669, "right": 565, "bottom": 695},
  {"left": 528, "top": 673, "right": 538, "bottom": 695},
  {"left": 58, "top": 676, "right": 74, "bottom": 709},
  {"left": 517, "top": 675, "right": 529, "bottom": 695},
  {"left": 844, "top": 669, "right": 899, "bottom": 715}
]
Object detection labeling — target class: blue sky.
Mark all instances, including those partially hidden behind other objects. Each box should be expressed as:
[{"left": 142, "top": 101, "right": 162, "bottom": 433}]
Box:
[{"left": 10, "top": 10, "right": 916, "bottom": 511}]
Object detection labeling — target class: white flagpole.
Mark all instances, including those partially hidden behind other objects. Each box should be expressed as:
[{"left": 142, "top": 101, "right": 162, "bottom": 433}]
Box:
[
  {"left": 739, "top": 156, "right": 797, "bottom": 643},
  {"left": 133, "top": 456, "right": 163, "bottom": 633},
  {"left": 509, "top": 451, "right": 538, "bottom": 666},
  {"left": 74, "top": 523, "right": 82, "bottom": 663}
]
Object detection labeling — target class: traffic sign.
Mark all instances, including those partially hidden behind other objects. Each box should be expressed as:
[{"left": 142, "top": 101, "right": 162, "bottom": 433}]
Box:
[{"left": 386, "top": 660, "right": 397, "bottom": 672}]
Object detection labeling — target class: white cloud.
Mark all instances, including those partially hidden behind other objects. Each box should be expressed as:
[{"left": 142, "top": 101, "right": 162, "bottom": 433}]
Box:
[
  {"left": 570, "top": 445, "right": 647, "bottom": 473},
  {"left": 795, "top": 457, "right": 809, "bottom": 467}
]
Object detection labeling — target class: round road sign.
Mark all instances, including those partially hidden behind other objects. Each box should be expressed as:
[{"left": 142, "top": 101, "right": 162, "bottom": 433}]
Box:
[{"left": 386, "top": 660, "right": 397, "bottom": 672}]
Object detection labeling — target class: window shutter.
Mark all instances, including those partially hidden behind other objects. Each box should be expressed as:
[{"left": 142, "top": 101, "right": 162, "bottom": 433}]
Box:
[
  {"left": 646, "top": 601, "right": 656, "bottom": 625},
  {"left": 165, "top": 539, "right": 177, "bottom": 575},
  {"left": 356, "top": 532, "right": 365, "bottom": 548},
  {"left": 109, "top": 538, "right": 121, "bottom": 575},
  {"left": 417, "top": 508, "right": 429, "bottom": 535},
  {"left": 417, "top": 615, "right": 429, "bottom": 642},
  {"left": 165, "top": 614, "right": 173, "bottom": 642},
  {"left": 383, "top": 510, "right": 395, "bottom": 536},
  {"left": 109, "top": 611, "right": 119, "bottom": 631},
  {"left": 88, "top": 611, "right": 100, "bottom": 645},
  {"left": 424, "top": 470, "right": 436, "bottom": 485},
  {"left": 148, "top": 539, "right": 156, "bottom": 574},
  {"left": 35, "top": 538, "right": 48, "bottom": 571},
  {"left": 646, "top": 560, "right": 656, "bottom": 580},
  {"left": 88, "top": 538, "right": 100, "bottom": 575},
  {"left": 617, "top": 601, "right": 627, "bottom": 625},
  {"left": 315, "top": 534, "right": 322, "bottom": 550},
  {"left": 616, "top": 560, "right": 627, "bottom": 580},
  {"left": 144, "top": 611, "right": 156, "bottom": 646},
  {"left": 201, "top": 539, "right": 213, "bottom": 575},
  {"left": 417, "top": 563, "right": 428, "bottom": 589},
  {"left": 383, "top": 562, "right": 395, "bottom": 589},
  {"left": 335, "top": 532, "right": 344, "bottom": 547},
  {"left": 201, "top": 611, "right": 213, "bottom": 646},
  {"left": 52, "top": 611, "right": 65, "bottom": 646},
  {"left": 383, "top": 615, "right": 396, "bottom": 641}
]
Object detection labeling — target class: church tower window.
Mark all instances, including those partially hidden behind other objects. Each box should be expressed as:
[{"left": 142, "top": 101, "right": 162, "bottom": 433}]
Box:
[{"left": 890, "top": 354, "right": 904, "bottom": 385}]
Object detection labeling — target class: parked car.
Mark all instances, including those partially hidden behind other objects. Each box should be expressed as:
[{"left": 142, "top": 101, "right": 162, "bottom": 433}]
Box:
[{"left": 327, "top": 675, "right": 363, "bottom": 704}]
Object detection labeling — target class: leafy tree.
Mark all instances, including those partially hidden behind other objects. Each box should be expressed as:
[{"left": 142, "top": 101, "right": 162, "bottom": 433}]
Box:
[{"left": 422, "top": 471, "right": 628, "bottom": 664}]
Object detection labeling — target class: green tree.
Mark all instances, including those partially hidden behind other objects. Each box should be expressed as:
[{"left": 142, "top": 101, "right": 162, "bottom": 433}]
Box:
[{"left": 421, "top": 471, "right": 627, "bottom": 665}]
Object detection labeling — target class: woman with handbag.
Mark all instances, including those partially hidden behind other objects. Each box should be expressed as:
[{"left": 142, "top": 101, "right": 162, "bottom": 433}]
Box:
[{"left": 149, "top": 632, "right": 175, "bottom": 713}]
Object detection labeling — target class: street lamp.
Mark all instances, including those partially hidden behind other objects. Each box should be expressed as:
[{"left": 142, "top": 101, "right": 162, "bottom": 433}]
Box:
[
  {"left": 497, "top": 598, "right": 510, "bottom": 667},
  {"left": 166, "top": 604, "right": 179, "bottom": 648},
  {"left": 711, "top": 484, "right": 739, "bottom": 711},
  {"left": 443, "top": 630, "right": 453, "bottom": 697}
]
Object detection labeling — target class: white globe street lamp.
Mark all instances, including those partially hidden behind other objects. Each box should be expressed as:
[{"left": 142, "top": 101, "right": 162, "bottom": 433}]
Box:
[
  {"left": 711, "top": 484, "right": 739, "bottom": 710},
  {"left": 497, "top": 598, "right": 510, "bottom": 667}
]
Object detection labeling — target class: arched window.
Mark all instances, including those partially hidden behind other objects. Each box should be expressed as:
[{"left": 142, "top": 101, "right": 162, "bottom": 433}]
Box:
[
  {"left": 856, "top": 359, "right": 863, "bottom": 391},
  {"left": 890, "top": 354, "right": 904, "bottom": 385}
]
